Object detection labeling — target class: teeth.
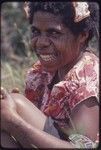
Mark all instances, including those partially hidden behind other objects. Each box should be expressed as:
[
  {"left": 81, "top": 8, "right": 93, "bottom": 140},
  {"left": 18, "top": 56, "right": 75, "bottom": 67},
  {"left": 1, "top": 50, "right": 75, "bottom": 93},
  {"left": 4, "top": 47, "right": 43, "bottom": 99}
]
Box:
[{"left": 40, "top": 55, "right": 55, "bottom": 61}]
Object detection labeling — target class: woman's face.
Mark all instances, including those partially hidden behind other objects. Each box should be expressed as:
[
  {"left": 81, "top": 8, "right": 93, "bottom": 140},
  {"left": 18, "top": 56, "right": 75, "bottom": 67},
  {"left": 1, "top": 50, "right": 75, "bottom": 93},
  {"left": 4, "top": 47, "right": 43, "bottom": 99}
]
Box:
[{"left": 31, "top": 11, "right": 83, "bottom": 72}]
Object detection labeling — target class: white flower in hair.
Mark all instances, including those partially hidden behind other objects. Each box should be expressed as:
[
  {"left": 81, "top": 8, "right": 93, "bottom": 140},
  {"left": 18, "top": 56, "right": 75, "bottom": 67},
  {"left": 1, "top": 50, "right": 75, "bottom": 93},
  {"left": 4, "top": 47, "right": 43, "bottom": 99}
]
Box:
[{"left": 73, "top": 2, "right": 90, "bottom": 22}]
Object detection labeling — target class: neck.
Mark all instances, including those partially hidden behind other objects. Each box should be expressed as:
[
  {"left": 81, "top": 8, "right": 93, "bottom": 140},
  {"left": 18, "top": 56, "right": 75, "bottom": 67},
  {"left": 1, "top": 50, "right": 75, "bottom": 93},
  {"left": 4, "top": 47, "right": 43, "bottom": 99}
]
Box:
[{"left": 58, "top": 51, "right": 83, "bottom": 80}]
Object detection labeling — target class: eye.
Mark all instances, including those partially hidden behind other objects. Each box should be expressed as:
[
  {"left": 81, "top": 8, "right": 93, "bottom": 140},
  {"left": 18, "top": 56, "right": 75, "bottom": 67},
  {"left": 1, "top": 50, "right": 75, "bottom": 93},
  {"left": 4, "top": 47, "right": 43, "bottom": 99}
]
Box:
[
  {"left": 47, "top": 29, "right": 61, "bottom": 38},
  {"left": 31, "top": 27, "right": 40, "bottom": 38}
]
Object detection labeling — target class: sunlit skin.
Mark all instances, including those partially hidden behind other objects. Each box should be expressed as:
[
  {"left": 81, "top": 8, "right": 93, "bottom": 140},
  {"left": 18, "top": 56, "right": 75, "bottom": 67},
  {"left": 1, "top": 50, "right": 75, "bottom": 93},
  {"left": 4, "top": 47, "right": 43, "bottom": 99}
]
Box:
[{"left": 31, "top": 11, "right": 86, "bottom": 77}]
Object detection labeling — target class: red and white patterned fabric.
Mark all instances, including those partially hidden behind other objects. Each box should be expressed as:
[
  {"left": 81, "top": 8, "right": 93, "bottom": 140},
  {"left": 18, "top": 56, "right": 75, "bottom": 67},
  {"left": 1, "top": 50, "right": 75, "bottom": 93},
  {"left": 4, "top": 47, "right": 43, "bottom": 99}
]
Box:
[{"left": 25, "top": 50, "right": 99, "bottom": 127}]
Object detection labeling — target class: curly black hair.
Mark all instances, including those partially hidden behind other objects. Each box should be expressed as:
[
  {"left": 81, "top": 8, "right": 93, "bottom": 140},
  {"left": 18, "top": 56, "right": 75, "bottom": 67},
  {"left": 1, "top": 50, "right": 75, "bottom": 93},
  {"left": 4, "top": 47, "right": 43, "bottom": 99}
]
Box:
[{"left": 26, "top": 2, "right": 99, "bottom": 45}]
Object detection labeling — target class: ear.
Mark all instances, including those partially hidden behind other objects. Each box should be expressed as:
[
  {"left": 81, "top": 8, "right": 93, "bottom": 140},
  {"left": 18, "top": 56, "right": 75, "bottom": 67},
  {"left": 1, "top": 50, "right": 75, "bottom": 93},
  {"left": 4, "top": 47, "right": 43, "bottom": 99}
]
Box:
[{"left": 78, "top": 31, "right": 89, "bottom": 44}]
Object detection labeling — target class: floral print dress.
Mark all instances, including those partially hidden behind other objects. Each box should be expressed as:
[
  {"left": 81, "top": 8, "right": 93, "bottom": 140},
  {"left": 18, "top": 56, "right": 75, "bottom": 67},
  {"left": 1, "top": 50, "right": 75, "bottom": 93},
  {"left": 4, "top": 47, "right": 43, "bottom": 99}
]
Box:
[{"left": 25, "top": 50, "right": 99, "bottom": 148}]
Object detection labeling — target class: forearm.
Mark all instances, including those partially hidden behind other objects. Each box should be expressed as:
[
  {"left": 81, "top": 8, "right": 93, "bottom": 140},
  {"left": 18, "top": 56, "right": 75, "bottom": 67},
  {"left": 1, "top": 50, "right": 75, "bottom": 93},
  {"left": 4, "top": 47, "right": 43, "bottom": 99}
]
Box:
[
  {"left": 10, "top": 93, "right": 46, "bottom": 130},
  {"left": 8, "top": 115, "right": 74, "bottom": 148}
]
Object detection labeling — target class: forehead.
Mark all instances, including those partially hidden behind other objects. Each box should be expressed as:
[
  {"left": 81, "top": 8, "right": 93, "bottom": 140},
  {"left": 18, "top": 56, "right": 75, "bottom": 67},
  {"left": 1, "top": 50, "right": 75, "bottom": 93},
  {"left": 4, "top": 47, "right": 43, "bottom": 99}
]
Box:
[{"left": 32, "top": 11, "right": 66, "bottom": 30}]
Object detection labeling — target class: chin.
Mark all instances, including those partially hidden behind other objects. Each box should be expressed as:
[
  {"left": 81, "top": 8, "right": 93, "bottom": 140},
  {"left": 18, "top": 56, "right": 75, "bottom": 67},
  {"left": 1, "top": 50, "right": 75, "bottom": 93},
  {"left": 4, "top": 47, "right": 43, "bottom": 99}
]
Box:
[{"left": 43, "top": 65, "right": 58, "bottom": 73}]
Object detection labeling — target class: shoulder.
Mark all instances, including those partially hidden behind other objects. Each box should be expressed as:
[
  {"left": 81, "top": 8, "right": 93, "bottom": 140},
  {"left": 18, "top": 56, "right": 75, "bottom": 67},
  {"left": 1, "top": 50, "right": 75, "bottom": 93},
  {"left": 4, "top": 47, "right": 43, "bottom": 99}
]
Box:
[
  {"left": 24, "top": 60, "right": 44, "bottom": 90},
  {"left": 24, "top": 61, "right": 45, "bottom": 101},
  {"left": 65, "top": 51, "right": 99, "bottom": 83},
  {"left": 27, "top": 60, "right": 43, "bottom": 75},
  {"left": 25, "top": 60, "right": 54, "bottom": 90}
]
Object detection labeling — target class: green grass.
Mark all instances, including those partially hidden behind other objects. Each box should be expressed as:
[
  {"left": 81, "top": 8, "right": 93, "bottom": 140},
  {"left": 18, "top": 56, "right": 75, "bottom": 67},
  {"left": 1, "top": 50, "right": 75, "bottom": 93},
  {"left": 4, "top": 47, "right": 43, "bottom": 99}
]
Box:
[
  {"left": 1, "top": 62, "right": 24, "bottom": 93},
  {"left": 1, "top": 55, "right": 38, "bottom": 93}
]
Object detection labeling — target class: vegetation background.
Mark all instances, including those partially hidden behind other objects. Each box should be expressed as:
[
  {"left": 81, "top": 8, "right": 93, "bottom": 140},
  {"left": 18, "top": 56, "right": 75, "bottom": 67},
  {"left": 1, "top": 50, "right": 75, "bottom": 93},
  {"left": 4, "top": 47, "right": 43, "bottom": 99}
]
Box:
[
  {"left": 1, "top": 2, "right": 38, "bottom": 93},
  {"left": 1, "top": 2, "right": 99, "bottom": 94}
]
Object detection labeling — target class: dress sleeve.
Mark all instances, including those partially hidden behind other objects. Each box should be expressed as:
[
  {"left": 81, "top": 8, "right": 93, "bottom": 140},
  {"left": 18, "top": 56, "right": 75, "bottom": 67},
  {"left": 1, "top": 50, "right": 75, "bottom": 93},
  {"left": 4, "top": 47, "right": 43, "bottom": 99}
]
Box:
[{"left": 69, "top": 59, "right": 99, "bottom": 111}]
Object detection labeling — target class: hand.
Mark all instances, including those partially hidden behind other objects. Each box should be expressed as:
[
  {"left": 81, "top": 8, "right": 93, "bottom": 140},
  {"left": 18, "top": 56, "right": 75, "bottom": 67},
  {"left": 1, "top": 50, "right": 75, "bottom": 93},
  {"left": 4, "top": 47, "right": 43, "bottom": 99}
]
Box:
[{"left": 1, "top": 87, "right": 17, "bottom": 110}]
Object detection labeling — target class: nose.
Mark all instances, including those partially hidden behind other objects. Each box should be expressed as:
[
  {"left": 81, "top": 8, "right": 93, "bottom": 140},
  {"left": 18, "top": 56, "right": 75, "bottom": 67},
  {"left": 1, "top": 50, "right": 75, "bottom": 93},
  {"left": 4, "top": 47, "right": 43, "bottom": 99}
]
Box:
[{"left": 36, "top": 34, "right": 50, "bottom": 49}]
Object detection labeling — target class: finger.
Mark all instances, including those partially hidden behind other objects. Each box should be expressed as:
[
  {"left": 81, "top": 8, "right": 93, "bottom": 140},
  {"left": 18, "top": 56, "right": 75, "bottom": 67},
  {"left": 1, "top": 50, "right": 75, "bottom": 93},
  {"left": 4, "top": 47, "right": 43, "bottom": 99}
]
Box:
[
  {"left": 11, "top": 88, "right": 20, "bottom": 93},
  {"left": 0, "top": 87, "right": 11, "bottom": 100},
  {"left": 0, "top": 87, "right": 7, "bottom": 99}
]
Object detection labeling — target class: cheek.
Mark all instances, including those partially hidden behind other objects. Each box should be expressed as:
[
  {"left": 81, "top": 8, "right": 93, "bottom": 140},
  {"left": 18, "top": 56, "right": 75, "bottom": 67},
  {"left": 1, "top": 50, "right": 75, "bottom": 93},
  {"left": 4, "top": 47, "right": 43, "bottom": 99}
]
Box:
[
  {"left": 57, "top": 34, "right": 73, "bottom": 52},
  {"left": 52, "top": 39, "right": 69, "bottom": 63},
  {"left": 53, "top": 38, "right": 67, "bottom": 53},
  {"left": 58, "top": 39, "right": 78, "bottom": 63},
  {"left": 31, "top": 38, "right": 37, "bottom": 49}
]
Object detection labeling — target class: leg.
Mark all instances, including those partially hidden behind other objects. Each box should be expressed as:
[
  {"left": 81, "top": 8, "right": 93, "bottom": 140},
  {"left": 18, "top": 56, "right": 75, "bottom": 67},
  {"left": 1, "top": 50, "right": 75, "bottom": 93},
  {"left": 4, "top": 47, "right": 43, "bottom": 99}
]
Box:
[{"left": 10, "top": 93, "right": 47, "bottom": 130}]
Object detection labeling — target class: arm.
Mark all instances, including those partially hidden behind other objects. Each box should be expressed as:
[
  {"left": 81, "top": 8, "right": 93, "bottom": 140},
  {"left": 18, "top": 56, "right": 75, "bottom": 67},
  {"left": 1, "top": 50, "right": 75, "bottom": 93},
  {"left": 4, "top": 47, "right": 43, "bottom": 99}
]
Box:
[
  {"left": 71, "top": 97, "right": 99, "bottom": 142},
  {"left": 5, "top": 114, "right": 74, "bottom": 148},
  {"left": 1, "top": 89, "right": 98, "bottom": 148},
  {"left": 1, "top": 89, "right": 74, "bottom": 148},
  {"left": 11, "top": 93, "right": 47, "bottom": 130}
]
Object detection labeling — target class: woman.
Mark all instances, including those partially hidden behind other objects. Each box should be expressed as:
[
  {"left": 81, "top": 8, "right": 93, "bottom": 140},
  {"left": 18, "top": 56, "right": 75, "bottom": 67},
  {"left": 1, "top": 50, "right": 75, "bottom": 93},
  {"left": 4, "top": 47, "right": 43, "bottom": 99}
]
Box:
[{"left": 1, "top": 2, "right": 99, "bottom": 148}]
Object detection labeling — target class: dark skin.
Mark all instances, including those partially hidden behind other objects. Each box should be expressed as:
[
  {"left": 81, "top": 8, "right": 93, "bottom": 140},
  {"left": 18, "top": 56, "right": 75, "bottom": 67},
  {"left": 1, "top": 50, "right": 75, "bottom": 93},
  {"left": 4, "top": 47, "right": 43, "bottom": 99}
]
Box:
[
  {"left": 31, "top": 11, "right": 87, "bottom": 75},
  {"left": 1, "top": 11, "right": 99, "bottom": 148}
]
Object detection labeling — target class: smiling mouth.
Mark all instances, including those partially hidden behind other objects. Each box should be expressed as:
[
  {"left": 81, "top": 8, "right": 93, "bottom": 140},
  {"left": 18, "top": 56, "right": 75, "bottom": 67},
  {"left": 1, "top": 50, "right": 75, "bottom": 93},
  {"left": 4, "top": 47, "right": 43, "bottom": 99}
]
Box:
[{"left": 39, "top": 54, "right": 56, "bottom": 62}]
